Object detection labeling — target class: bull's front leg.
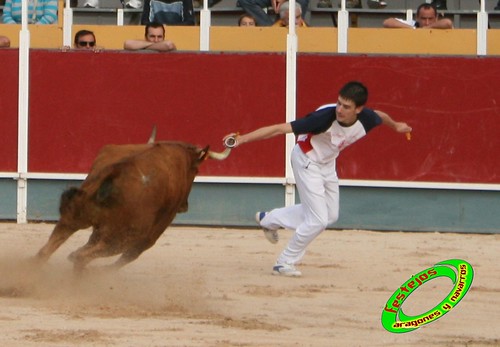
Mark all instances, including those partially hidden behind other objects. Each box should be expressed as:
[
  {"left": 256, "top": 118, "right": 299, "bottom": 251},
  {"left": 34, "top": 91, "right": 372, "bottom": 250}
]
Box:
[
  {"left": 110, "top": 220, "right": 172, "bottom": 270},
  {"left": 110, "top": 245, "right": 150, "bottom": 270},
  {"left": 35, "top": 222, "right": 79, "bottom": 263}
]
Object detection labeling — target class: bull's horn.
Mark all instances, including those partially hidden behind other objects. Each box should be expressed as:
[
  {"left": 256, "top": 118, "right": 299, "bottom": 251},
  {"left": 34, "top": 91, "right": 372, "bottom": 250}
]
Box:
[
  {"left": 208, "top": 148, "right": 231, "bottom": 160},
  {"left": 147, "top": 125, "right": 157, "bottom": 144}
]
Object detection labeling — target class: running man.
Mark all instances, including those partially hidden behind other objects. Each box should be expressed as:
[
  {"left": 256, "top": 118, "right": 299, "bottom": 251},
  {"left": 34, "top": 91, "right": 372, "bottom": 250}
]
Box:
[{"left": 223, "top": 81, "right": 412, "bottom": 277}]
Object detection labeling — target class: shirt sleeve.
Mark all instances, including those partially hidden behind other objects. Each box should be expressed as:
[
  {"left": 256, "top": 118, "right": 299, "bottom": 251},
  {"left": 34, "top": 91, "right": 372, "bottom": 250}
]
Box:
[
  {"left": 357, "top": 107, "right": 382, "bottom": 132},
  {"left": 290, "top": 106, "right": 336, "bottom": 135},
  {"left": 37, "top": 0, "right": 58, "bottom": 24},
  {"left": 2, "top": 1, "right": 17, "bottom": 24}
]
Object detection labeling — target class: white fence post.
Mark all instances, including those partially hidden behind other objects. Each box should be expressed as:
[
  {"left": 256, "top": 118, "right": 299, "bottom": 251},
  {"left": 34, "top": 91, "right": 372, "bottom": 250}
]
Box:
[
  {"left": 285, "top": 0, "right": 298, "bottom": 206},
  {"left": 338, "top": 0, "right": 348, "bottom": 53},
  {"left": 17, "top": 0, "right": 30, "bottom": 223},
  {"left": 199, "top": 0, "right": 211, "bottom": 51},
  {"left": 477, "top": 0, "right": 488, "bottom": 55}
]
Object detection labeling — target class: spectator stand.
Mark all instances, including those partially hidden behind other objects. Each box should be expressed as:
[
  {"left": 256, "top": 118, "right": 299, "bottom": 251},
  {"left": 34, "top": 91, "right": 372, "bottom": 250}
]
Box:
[
  {"left": 71, "top": 0, "right": 142, "bottom": 25},
  {"left": 194, "top": 0, "right": 275, "bottom": 26},
  {"left": 309, "top": 0, "right": 500, "bottom": 28},
  {"left": 59, "top": 0, "right": 500, "bottom": 27}
]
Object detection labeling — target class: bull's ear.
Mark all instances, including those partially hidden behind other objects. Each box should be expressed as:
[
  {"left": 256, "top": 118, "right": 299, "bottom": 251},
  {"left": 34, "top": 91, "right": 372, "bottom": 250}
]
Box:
[{"left": 198, "top": 146, "right": 210, "bottom": 161}]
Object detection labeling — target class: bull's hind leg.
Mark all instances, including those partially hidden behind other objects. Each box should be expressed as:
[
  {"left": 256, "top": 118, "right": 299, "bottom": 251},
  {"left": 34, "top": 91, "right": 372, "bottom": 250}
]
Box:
[
  {"left": 68, "top": 240, "right": 119, "bottom": 273},
  {"left": 36, "top": 187, "right": 90, "bottom": 264},
  {"left": 35, "top": 223, "right": 79, "bottom": 263}
]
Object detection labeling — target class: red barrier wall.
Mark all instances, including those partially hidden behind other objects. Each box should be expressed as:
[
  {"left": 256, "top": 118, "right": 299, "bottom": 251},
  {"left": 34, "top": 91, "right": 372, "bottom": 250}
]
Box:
[
  {"left": 27, "top": 51, "right": 286, "bottom": 176},
  {"left": 0, "top": 50, "right": 19, "bottom": 172},
  {"left": 2, "top": 50, "right": 499, "bottom": 184},
  {"left": 297, "top": 55, "right": 500, "bottom": 183}
]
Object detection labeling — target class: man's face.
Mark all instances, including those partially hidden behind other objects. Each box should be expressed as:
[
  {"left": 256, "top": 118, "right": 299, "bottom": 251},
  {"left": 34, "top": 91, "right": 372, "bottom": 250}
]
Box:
[
  {"left": 240, "top": 17, "right": 256, "bottom": 26},
  {"left": 76, "top": 34, "right": 95, "bottom": 50},
  {"left": 282, "top": 10, "right": 302, "bottom": 27},
  {"left": 146, "top": 27, "right": 165, "bottom": 43},
  {"left": 335, "top": 96, "right": 363, "bottom": 126},
  {"left": 416, "top": 8, "right": 437, "bottom": 27}
]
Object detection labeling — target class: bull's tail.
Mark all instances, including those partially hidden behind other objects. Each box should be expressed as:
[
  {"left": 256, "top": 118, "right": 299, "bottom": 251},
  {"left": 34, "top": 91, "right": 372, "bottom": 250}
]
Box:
[{"left": 59, "top": 187, "right": 88, "bottom": 218}]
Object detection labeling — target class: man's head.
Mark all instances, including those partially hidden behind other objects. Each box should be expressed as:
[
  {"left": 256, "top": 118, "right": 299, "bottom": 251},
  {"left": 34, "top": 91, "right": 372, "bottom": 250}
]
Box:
[
  {"left": 145, "top": 22, "right": 166, "bottom": 42},
  {"left": 415, "top": 3, "right": 438, "bottom": 28},
  {"left": 279, "top": 2, "right": 303, "bottom": 27},
  {"left": 336, "top": 81, "right": 368, "bottom": 126},
  {"left": 74, "top": 30, "right": 96, "bottom": 49},
  {"left": 339, "top": 81, "right": 368, "bottom": 107},
  {"left": 239, "top": 14, "right": 256, "bottom": 26}
]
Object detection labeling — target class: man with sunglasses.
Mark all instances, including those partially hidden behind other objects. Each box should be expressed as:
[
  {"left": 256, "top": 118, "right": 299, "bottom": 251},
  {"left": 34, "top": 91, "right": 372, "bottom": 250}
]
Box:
[
  {"left": 124, "top": 22, "right": 176, "bottom": 52},
  {"left": 74, "top": 30, "right": 97, "bottom": 50}
]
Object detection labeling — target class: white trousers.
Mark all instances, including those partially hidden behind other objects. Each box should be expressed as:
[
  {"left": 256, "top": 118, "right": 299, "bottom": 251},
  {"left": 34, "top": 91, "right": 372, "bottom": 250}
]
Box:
[{"left": 261, "top": 145, "right": 340, "bottom": 265}]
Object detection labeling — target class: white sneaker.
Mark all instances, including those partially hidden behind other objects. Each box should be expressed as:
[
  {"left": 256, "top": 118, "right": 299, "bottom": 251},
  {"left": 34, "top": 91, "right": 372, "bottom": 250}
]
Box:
[
  {"left": 125, "top": 0, "right": 142, "bottom": 8},
  {"left": 255, "top": 211, "right": 279, "bottom": 244},
  {"left": 83, "top": 0, "right": 99, "bottom": 7},
  {"left": 272, "top": 264, "right": 302, "bottom": 277},
  {"left": 367, "top": 0, "right": 387, "bottom": 8}
]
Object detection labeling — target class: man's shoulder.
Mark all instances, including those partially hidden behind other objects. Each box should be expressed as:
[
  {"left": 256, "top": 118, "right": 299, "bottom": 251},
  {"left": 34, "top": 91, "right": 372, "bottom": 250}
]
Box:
[{"left": 315, "top": 103, "right": 336, "bottom": 111}]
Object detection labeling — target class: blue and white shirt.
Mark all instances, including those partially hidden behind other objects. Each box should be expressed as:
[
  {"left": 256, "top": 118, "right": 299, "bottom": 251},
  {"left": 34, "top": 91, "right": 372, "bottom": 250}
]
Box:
[{"left": 291, "top": 104, "right": 382, "bottom": 164}]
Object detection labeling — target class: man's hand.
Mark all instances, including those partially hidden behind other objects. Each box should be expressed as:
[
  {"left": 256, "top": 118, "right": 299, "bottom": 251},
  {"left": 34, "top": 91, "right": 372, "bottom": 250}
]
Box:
[
  {"left": 272, "top": 0, "right": 287, "bottom": 13},
  {"left": 394, "top": 122, "right": 412, "bottom": 134}
]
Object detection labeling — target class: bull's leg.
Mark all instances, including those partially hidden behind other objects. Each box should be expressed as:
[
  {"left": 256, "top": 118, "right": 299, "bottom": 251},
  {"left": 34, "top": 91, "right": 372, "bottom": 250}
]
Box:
[
  {"left": 107, "top": 239, "right": 154, "bottom": 270},
  {"left": 35, "top": 223, "right": 79, "bottom": 263},
  {"left": 110, "top": 219, "right": 173, "bottom": 270},
  {"left": 68, "top": 241, "right": 117, "bottom": 273}
]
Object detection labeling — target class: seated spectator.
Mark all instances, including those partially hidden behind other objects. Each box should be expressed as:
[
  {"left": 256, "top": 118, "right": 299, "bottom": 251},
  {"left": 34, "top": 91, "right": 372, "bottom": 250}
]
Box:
[
  {"left": 383, "top": 3, "right": 453, "bottom": 29},
  {"left": 141, "top": 0, "right": 195, "bottom": 26},
  {"left": 0, "top": 36, "right": 10, "bottom": 48},
  {"left": 74, "top": 30, "right": 97, "bottom": 50},
  {"left": 273, "top": 2, "right": 307, "bottom": 27},
  {"left": 124, "top": 22, "right": 176, "bottom": 52},
  {"left": 238, "top": 0, "right": 309, "bottom": 27},
  {"left": 238, "top": 14, "right": 256, "bottom": 26},
  {"left": 2, "top": 0, "right": 57, "bottom": 24}
]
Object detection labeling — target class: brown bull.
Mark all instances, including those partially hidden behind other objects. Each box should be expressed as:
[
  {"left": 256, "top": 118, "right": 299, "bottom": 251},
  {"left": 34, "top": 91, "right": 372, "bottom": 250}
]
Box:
[{"left": 35, "top": 140, "right": 231, "bottom": 272}]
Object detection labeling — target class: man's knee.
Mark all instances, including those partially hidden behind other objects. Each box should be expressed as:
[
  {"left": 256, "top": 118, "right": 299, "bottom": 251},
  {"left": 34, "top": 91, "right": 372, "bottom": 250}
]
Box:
[
  {"left": 238, "top": 0, "right": 253, "bottom": 6},
  {"left": 297, "top": 0, "right": 309, "bottom": 8},
  {"left": 308, "top": 217, "right": 329, "bottom": 231},
  {"left": 328, "top": 212, "right": 339, "bottom": 226}
]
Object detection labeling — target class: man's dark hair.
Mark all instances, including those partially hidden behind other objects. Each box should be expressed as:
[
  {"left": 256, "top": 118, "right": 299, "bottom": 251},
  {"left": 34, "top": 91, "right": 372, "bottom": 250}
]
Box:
[
  {"left": 416, "top": 3, "right": 437, "bottom": 17},
  {"left": 74, "top": 30, "right": 96, "bottom": 46},
  {"left": 145, "top": 22, "right": 165, "bottom": 38},
  {"left": 339, "top": 81, "right": 368, "bottom": 107}
]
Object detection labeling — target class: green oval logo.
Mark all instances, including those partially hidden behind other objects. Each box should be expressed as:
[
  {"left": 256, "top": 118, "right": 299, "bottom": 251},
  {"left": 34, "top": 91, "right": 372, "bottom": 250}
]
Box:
[{"left": 381, "top": 259, "right": 474, "bottom": 333}]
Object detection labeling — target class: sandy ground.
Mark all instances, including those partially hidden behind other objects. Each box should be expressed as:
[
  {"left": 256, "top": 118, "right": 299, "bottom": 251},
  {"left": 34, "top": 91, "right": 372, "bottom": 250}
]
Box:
[{"left": 0, "top": 222, "right": 499, "bottom": 347}]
